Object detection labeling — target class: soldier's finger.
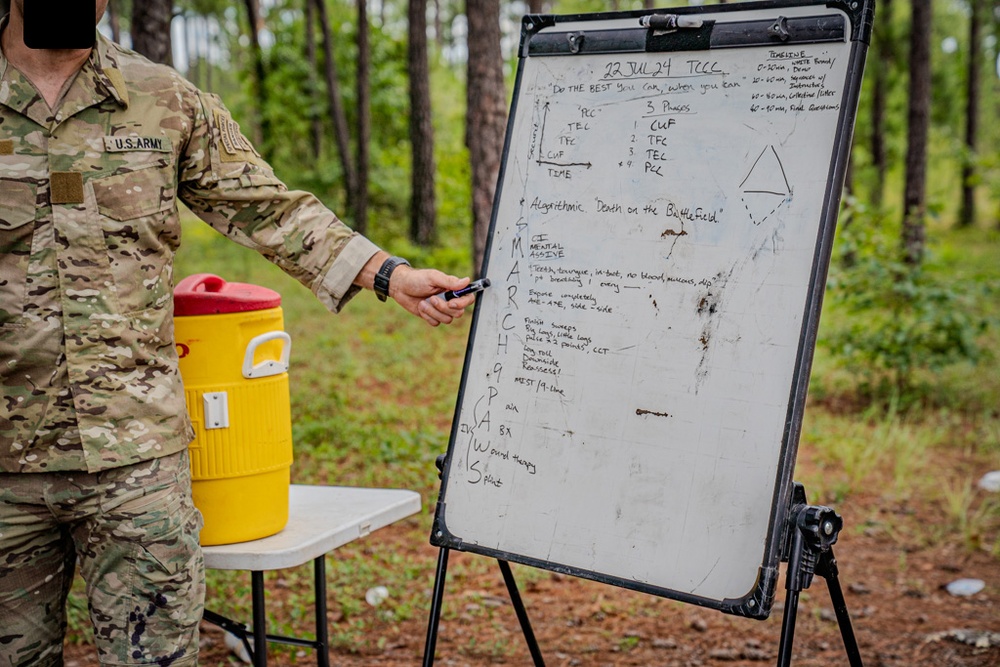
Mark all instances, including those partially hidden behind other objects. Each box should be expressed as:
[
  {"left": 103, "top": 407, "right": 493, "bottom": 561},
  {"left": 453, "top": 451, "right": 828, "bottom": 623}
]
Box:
[{"left": 420, "top": 298, "right": 455, "bottom": 326}]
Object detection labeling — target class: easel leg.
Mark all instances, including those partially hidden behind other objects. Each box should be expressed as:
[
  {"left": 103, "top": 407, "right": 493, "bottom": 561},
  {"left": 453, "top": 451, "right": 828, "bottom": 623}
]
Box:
[
  {"left": 776, "top": 588, "right": 800, "bottom": 667},
  {"left": 422, "top": 547, "right": 450, "bottom": 667},
  {"left": 251, "top": 570, "right": 267, "bottom": 667},
  {"left": 778, "top": 530, "right": 805, "bottom": 667},
  {"left": 498, "top": 560, "right": 546, "bottom": 667},
  {"left": 818, "top": 549, "right": 864, "bottom": 667},
  {"left": 313, "top": 555, "right": 331, "bottom": 667},
  {"left": 777, "top": 488, "right": 864, "bottom": 667}
]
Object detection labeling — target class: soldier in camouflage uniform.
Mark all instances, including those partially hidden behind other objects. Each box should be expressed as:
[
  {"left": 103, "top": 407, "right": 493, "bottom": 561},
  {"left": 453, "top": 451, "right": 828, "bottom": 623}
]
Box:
[{"left": 0, "top": 1, "right": 476, "bottom": 665}]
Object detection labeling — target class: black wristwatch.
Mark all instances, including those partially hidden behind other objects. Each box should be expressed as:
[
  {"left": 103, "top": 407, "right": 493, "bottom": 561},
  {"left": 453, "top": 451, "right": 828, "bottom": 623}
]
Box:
[{"left": 373, "top": 256, "right": 410, "bottom": 302}]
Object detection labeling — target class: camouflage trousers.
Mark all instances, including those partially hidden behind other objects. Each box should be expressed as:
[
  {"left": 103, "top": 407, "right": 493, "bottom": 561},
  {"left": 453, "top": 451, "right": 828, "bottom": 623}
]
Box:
[{"left": 0, "top": 450, "right": 205, "bottom": 667}]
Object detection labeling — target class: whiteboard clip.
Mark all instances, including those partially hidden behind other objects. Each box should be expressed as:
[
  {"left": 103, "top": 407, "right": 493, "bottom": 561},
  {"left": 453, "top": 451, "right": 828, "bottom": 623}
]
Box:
[
  {"left": 767, "top": 16, "right": 792, "bottom": 41},
  {"left": 566, "top": 32, "right": 584, "bottom": 54},
  {"left": 639, "top": 14, "right": 704, "bottom": 32}
]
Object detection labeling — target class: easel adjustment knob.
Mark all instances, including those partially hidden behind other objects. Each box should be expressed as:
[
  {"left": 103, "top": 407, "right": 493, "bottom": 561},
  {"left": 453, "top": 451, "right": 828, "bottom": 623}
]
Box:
[{"left": 796, "top": 506, "right": 843, "bottom": 551}]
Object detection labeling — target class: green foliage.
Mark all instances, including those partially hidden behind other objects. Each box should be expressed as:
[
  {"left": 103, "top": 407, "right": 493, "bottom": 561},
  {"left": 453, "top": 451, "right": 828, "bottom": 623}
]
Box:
[
  {"left": 548, "top": 0, "right": 686, "bottom": 13},
  {"left": 844, "top": 0, "right": 1000, "bottom": 224},
  {"left": 219, "top": 0, "right": 474, "bottom": 260},
  {"left": 176, "top": 0, "right": 229, "bottom": 16},
  {"left": 259, "top": 13, "right": 321, "bottom": 168},
  {"left": 65, "top": 576, "right": 93, "bottom": 644},
  {"left": 821, "top": 199, "right": 994, "bottom": 403}
]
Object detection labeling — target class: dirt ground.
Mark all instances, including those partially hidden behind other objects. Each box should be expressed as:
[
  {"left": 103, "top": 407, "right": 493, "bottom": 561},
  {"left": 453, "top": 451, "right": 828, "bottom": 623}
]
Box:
[{"left": 63, "top": 445, "right": 1000, "bottom": 667}]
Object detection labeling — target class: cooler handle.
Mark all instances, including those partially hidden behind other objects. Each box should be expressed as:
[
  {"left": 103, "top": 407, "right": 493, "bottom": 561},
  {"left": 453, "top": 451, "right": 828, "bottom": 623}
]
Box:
[
  {"left": 242, "top": 331, "right": 292, "bottom": 379},
  {"left": 176, "top": 273, "right": 226, "bottom": 294}
]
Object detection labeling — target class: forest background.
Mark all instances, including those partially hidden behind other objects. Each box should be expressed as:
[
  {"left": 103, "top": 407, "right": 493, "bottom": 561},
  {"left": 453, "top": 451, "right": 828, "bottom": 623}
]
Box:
[{"left": 7, "top": 0, "right": 1000, "bottom": 664}]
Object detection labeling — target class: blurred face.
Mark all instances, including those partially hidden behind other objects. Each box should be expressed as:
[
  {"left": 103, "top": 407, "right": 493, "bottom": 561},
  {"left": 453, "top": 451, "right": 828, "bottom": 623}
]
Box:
[
  {"left": 13, "top": 0, "right": 108, "bottom": 22},
  {"left": 16, "top": 0, "right": 108, "bottom": 49}
]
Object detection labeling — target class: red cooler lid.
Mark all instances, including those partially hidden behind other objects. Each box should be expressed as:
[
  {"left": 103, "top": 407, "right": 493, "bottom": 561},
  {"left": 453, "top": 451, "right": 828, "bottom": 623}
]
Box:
[{"left": 174, "top": 273, "right": 281, "bottom": 316}]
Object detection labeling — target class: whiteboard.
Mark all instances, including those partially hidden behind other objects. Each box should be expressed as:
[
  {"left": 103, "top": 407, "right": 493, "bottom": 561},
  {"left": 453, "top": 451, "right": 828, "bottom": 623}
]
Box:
[{"left": 433, "top": 0, "right": 872, "bottom": 618}]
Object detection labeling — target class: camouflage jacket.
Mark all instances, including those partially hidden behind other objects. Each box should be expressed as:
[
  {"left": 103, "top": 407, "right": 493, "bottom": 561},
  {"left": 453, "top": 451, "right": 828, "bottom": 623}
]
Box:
[{"left": 0, "top": 30, "right": 379, "bottom": 473}]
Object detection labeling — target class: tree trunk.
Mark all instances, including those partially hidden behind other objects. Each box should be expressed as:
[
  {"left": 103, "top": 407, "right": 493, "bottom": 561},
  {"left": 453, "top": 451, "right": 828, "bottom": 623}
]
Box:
[
  {"left": 901, "top": 0, "right": 932, "bottom": 266},
  {"left": 107, "top": 0, "right": 122, "bottom": 44},
  {"left": 958, "top": 0, "right": 982, "bottom": 227},
  {"left": 870, "top": 0, "right": 892, "bottom": 208},
  {"left": 356, "top": 0, "right": 371, "bottom": 235},
  {"left": 203, "top": 15, "right": 213, "bottom": 92},
  {"left": 132, "top": 0, "right": 173, "bottom": 65},
  {"left": 313, "top": 0, "right": 359, "bottom": 225},
  {"left": 466, "top": 0, "right": 507, "bottom": 275},
  {"left": 528, "top": 0, "right": 543, "bottom": 13},
  {"left": 184, "top": 11, "right": 198, "bottom": 86},
  {"left": 241, "top": 0, "right": 268, "bottom": 148},
  {"left": 433, "top": 0, "right": 443, "bottom": 48},
  {"left": 305, "top": 0, "right": 323, "bottom": 163},
  {"left": 409, "top": 0, "right": 437, "bottom": 245}
]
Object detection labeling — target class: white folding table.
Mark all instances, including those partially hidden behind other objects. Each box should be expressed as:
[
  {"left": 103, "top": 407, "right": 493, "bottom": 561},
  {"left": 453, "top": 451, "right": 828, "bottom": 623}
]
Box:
[{"left": 201, "top": 485, "right": 422, "bottom": 667}]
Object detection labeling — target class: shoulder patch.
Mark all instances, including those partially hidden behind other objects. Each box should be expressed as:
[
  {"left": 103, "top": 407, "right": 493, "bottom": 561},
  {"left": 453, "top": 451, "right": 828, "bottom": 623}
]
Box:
[
  {"left": 104, "top": 136, "right": 172, "bottom": 153},
  {"left": 212, "top": 108, "right": 263, "bottom": 164},
  {"left": 0, "top": 139, "right": 12, "bottom": 155}
]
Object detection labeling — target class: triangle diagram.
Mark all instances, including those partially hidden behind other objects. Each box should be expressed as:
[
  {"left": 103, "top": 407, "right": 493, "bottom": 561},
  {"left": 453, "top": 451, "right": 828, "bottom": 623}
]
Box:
[{"left": 740, "top": 146, "right": 791, "bottom": 225}]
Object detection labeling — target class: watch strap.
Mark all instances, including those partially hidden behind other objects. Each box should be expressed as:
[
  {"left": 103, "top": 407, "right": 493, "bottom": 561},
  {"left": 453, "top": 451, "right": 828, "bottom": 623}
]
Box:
[{"left": 374, "top": 256, "right": 410, "bottom": 302}]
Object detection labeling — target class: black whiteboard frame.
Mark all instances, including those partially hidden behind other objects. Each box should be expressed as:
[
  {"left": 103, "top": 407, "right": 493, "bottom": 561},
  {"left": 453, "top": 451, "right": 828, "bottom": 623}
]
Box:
[{"left": 432, "top": 0, "right": 874, "bottom": 620}]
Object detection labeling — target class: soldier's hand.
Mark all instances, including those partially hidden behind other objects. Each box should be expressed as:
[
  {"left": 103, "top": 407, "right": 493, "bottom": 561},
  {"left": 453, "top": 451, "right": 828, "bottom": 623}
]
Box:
[{"left": 390, "top": 267, "right": 476, "bottom": 326}]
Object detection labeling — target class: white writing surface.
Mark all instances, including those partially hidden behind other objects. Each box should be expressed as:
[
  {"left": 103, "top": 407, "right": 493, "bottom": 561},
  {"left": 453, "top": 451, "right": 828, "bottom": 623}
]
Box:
[{"left": 439, "top": 9, "right": 851, "bottom": 605}]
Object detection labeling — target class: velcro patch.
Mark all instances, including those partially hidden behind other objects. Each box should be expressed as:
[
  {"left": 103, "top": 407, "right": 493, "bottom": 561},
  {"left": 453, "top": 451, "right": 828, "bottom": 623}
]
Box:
[
  {"left": 103, "top": 68, "right": 129, "bottom": 105},
  {"left": 212, "top": 108, "right": 262, "bottom": 164},
  {"left": 0, "top": 139, "right": 13, "bottom": 155},
  {"left": 104, "top": 136, "right": 171, "bottom": 153},
  {"left": 50, "top": 172, "right": 85, "bottom": 204}
]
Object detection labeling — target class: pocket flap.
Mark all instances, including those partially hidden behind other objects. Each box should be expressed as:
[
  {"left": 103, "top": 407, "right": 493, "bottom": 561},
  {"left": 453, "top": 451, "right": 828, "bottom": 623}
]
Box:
[
  {"left": 95, "top": 167, "right": 176, "bottom": 221},
  {"left": 0, "top": 180, "right": 37, "bottom": 229}
]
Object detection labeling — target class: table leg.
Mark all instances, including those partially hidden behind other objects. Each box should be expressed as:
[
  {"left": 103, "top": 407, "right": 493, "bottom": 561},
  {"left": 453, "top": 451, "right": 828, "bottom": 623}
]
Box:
[
  {"left": 252, "top": 570, "right": 267, "bottom": 667},
  {"left": 314, "top": 556, "right": 331, "bottom": 667}
]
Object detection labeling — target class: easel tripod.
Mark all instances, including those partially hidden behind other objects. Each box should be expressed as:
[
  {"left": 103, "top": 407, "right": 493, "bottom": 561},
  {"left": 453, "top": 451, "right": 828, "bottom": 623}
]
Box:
[
  {"left": 422, "top": 480, "right": 864, "bottom": 667},
  {"left": 777, "top": 482, "right": 864, "bottom": 667}
]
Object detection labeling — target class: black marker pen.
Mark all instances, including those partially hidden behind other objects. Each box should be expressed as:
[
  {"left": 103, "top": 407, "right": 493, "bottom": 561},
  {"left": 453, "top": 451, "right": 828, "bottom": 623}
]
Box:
[{"left": 442, "top": 278, "right": 491, "bottom": 301}]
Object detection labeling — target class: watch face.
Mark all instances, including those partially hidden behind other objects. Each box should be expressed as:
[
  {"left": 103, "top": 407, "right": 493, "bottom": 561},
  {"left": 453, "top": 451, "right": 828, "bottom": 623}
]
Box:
[{"left": 23, "top": 0, "right": 98, "bottom": 50}]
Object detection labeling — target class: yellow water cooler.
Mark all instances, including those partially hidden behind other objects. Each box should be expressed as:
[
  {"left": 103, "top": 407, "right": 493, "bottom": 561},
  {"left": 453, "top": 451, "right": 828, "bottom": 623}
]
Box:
[{"left": 174, "top": 273, "right": 293, "bottom": 545}]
